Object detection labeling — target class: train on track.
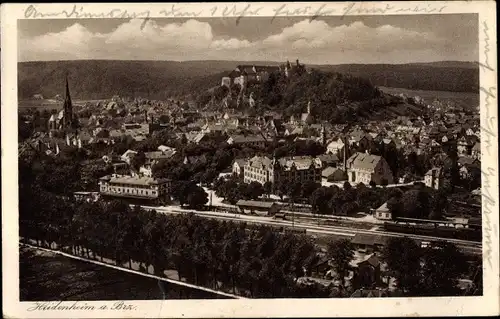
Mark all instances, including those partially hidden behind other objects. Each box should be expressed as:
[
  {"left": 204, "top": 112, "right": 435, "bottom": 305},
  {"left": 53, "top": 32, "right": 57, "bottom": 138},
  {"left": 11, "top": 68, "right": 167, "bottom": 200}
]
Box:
[{"left": 383, "top": 217, "right": 482, "bottom": 242}]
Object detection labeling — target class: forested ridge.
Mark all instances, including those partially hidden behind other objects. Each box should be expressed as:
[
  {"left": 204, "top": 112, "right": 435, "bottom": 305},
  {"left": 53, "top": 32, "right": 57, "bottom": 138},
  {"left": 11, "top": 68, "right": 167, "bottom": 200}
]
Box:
[{"left": 18, "top": 60, "right": 479, "bottom": 100}]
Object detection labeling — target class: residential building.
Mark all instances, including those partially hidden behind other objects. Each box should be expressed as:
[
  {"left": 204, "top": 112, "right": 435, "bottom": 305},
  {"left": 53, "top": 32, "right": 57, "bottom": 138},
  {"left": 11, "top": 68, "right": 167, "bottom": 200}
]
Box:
[
  {"left": 424, "top": 167, "right": 444, "bottom": 190},
  {"left": 243, "top": 155, "right": 322, "bottom": 186},
  {"left": 98, "top": 174, "right": 172, "bottom": 200},
  {"left": 346, "top": 152, "right": 394, "bottom": 185},
  {"left": 321, "top": 167, "right": 347, "bottom": 182},
  {"left": 471, "top": 142, "right": 481, "bottom": 160},
  {"left": 144, "top": 150, "right": 175, "bottom": 168},
  {"left": 121, "top": 149, "right": 138, "bottom": 165},
  {"left": 317, "top": 154, "right": 339, "bottom": 168},
  {"left": 326, "top": 138, "right": 345, "bottom": 156},
  {"left": 183, "top": 154, "right": 208, "bottom": 166},
  {"left": 232, "top": 158, "right": 247, "bottom": 178},
  {"left": 354, "top": 254, "right": 382, "bottom": 288},
  {"left": 373, "top": 202, "right": 391, "bottom": 220},
  {"left": 457, "top": 135, "right": 479, "bottom": 156}
]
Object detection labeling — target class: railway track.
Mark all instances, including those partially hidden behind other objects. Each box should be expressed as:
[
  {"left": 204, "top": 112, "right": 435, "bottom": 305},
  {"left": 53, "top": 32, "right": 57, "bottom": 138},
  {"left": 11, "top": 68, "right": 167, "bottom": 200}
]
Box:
[{"left": 139, "top": 205, "right": 482, "bottom": 254}]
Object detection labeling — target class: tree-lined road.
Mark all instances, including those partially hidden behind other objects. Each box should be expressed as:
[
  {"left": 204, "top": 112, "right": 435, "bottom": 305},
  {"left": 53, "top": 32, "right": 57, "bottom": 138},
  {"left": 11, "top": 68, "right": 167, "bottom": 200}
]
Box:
[{"left": 139, "top": 205, "right": 482, "bottom": 255}]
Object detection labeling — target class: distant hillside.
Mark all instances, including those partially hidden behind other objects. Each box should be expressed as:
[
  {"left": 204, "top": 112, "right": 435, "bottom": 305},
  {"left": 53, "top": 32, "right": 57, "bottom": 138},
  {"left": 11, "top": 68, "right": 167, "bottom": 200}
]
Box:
[
  {"left": 18, "top": 60, "right": 479, "bottom": 100},
  {"left": 315, "top": 62, "right": 479, "bottom": 93}
]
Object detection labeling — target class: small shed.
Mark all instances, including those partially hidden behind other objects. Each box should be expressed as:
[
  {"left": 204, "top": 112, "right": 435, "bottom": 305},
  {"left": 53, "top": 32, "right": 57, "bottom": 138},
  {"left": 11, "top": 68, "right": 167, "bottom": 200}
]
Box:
[
  {"left": 374, "top": 202, "right": 391, "bottom": 220},
  {"left": 236, "top": 200, "right": 280, "bottom": 216}
]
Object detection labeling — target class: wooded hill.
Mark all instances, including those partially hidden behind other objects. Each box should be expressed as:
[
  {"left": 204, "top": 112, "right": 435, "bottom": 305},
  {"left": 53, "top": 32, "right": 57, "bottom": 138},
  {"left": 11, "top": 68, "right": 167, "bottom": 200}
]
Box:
[
  {"left": 18, "top": 60, "right": 479, "bottom": 100},
  {"left": 200, "top": 67, "right": 429, "bottom": 123}
]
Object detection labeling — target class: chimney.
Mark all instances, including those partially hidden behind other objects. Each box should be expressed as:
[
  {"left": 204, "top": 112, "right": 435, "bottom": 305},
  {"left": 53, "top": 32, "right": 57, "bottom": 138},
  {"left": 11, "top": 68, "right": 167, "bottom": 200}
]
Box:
[{"left": 296, "top": 59, "right": 299, "bottom": 66}]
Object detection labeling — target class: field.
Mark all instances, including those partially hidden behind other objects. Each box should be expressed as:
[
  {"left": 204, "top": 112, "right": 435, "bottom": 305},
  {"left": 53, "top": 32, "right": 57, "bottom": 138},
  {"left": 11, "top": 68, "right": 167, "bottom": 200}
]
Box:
[{"left": 379, "top": 86, "right": 479, "bottom": 110}]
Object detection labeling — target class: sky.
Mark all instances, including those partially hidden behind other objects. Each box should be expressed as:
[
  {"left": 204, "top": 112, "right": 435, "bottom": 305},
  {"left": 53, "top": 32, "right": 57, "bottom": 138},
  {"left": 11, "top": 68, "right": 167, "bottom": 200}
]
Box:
[{"left": 18, "top": 14, "right": 478, "bottom": 64}]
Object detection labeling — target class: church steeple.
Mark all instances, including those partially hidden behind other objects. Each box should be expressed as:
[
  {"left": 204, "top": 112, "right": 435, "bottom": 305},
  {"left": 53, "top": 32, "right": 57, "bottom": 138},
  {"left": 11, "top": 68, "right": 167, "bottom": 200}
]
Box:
[{"left": 63, "top": 75, "right": 74, "bottom": 130}]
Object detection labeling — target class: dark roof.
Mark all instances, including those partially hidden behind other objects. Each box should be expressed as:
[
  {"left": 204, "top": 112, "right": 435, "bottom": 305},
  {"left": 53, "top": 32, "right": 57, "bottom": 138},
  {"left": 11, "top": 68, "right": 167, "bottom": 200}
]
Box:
[
  {"left": 233, "top": 158, "right": 247, "bottom": 167},
  {"left": 358, "top": 254, "right": 381, "bottom": 268},
  {"left": 322, "top": 167, "right": 342, "bottom": 178},
  {"left": 317, "top": 154, "right": 339, "bottom": 163},
  {"left": 351, "top": 234, "right": 387, "bottom": 246},
  {"left": 236, "top": 200, "right": 277, "bottom": 209},
  {"left": 458, "top": 156, "right": 475, "bottom": 166}
]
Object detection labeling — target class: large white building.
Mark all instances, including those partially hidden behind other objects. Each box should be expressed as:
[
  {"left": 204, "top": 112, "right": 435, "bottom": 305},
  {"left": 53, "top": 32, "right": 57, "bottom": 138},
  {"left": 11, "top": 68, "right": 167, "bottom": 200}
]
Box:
[
  {"left": 346, "top": 152, "right": 393, "bottom": 185},
  {"left": 99, "top": 174, "right": 172, "bottom": 200},
  {"left": 243, "top": 155, "right": 322, "bottom": 186}
]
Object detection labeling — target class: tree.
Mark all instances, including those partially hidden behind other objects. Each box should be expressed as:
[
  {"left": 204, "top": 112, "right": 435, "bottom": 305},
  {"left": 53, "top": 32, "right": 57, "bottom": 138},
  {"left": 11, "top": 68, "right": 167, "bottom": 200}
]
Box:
[
  {"left": 380, "top": 178, "right": 389, "bottom": 186},
  {"left": 310, "top": 187, "right": 333, "bottom": 215},
  {"left": 429, "top": 189, "right": 448, "bottom": 220},
  {"left": 382, "top": 237, "right": 422, "bottom": 295},
  {"left": 263, "top": 181, "right": 273, "bottom": 198},
  {"left": 420, "top": 241, "right": 469, "bottom": 296},
  {"left": 172, "top": 181, "right": 195, "bottom": 206},
  {"left": 186, "top": 186, "right": 209, "bottom": 209},
  {"left": 301, "top": 181, "right": 320, "bottom": 200},
  {"left": 287, "top": 181, "right": 302, "bottom": 204},
  {"left": 369, "top": 180, "right": 377, "bottom": 188},
  {"left": 387, "top": 196, "right": 402, "bottom": 220},
  {"left": 247, "top": 182, "right": 264, "bottom": 200},
  {"left": 200, "top": 169, "right": 218, "bottom": 187},
  {"left": 400, "top": 188, "right": 431, "bottom": 219},
  {"left": 343, "top": 181, "right": 352, "bottom": 190},
  {"left": 327, "top": 239, "right": 354, "bottom": 287}
]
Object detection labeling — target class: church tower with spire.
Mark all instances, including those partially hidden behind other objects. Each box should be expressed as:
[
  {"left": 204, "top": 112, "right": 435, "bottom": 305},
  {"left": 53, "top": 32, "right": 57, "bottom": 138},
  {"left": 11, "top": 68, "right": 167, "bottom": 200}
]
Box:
[{"left": 62, "top": 75, "right": 76, "bottom": 131}]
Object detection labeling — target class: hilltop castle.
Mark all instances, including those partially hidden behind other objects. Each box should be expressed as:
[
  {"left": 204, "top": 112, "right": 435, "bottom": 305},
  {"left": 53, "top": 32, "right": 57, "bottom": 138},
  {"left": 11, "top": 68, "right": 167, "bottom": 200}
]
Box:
[{"left": 221, "top": 59, "right": 306, "bottom": 88}]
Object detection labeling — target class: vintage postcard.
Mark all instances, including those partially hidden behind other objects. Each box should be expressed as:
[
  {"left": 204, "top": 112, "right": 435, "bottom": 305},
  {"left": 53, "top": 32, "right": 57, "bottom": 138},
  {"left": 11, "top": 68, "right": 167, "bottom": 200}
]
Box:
[{"left": 2, "top": 1, "right": 499, "bottom": 318}]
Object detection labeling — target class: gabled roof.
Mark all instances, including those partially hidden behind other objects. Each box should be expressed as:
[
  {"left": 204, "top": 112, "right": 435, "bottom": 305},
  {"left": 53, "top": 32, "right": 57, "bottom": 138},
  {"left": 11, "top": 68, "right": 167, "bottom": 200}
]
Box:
[
  {"left": 358, "top": 254, "right": 381, "bottom": 268},
  {"left": 346, "top": 152, "right": 383, "bottom": 171},
  {"left": 321, "top": 166, "right": 342, "bottom": 178},
  {"left": 317, "top": 154, "right": 339, "bottom": 163},
  {"left": 233, "top": 158, "right": 247, "bottom": 167}
]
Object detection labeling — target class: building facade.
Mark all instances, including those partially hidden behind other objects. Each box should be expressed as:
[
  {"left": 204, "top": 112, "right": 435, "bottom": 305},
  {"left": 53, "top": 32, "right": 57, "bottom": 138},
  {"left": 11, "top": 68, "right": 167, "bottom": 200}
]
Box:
[
  {"left": 346, "top": 152, "right": 393, "bottom": 185},
  {"left": 99, "top": 174, "right": 172, "bottom": 200},
  {"left": 424, "top": 167, "right": 444, "bottom": 190},
  {"left": 243, "top": 155, "right": 322, "bottom": 186}
]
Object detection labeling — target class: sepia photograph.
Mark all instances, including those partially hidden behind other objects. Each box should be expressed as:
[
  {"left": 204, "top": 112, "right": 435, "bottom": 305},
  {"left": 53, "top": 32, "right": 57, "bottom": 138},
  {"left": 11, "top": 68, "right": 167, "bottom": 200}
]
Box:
[{"left": 2, "top": 1, "right": 499, "bottom": 318}]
